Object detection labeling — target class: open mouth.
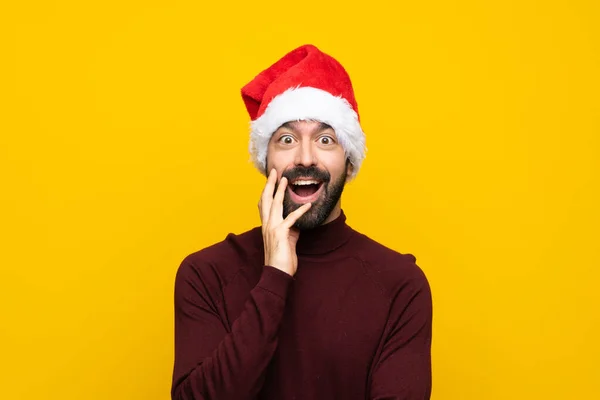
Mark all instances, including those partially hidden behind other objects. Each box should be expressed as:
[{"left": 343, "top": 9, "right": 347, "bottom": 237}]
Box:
[{"left": 288, "top": 178, "right": 325, "bottom": 203}]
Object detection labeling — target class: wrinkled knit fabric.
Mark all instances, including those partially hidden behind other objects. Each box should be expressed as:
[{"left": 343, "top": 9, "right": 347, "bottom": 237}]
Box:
[{"left": 172, "top": 210, "right": 432, "bottom": 400}]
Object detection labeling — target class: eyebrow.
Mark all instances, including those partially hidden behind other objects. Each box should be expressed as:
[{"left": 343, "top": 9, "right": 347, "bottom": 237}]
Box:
[{"left": 279, "top": 121, "right": 333, "bottom": 133}]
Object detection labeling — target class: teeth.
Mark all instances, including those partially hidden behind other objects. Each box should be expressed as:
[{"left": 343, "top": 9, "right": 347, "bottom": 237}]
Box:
[{"left": 293, "top": 180, "right": 319, "bottom": 186}]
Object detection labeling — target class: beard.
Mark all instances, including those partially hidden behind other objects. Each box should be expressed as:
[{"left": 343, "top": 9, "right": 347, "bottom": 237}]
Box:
[{"left": 279, "top": 165, "right": 348, "bottom": 231}]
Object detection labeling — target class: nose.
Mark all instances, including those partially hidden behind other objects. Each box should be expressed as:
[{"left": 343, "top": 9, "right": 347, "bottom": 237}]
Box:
[{"left": 294, "top": 139, "right": 317, "bottom": 167}]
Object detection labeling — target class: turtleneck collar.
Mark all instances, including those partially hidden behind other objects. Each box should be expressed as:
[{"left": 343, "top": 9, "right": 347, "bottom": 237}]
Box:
[{"left": 295, "top": 209, "right": 354, "bottom": 255}]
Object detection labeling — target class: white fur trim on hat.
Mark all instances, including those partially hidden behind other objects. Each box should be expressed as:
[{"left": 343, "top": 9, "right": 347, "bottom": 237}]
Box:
[{"left": 249, "top": 86, "right": 366, "bottom": 179}]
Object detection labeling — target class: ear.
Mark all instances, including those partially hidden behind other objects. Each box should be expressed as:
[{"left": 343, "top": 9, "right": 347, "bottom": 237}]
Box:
[
  {"left": 264, "top": 152, "right": 272, "bottom": 178},
  {"left": 345, "top": 159, "right": 354, "bottom": 183}
]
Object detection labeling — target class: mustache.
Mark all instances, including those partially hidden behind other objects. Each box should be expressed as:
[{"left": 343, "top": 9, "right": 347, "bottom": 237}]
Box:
[{"left": 282, "top": 165, "right": 330, "bottom": 183}]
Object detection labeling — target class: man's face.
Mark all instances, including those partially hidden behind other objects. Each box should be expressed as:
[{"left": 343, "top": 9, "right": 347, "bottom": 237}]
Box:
[{"left": 266, "top": 120, "right": 353, "bottom": 230}]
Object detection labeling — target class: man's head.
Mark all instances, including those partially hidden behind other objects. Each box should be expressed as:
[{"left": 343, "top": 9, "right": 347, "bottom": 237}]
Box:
[
  {"left": 267, "top": 120, "right": 353, "bottom": 230},
  {"left": 241, "top": 44, "right": 366, "bottom": 228}
]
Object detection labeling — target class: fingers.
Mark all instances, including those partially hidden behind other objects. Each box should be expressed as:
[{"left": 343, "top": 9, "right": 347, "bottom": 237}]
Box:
[
  {"left": 260, "top": 168, "right": 310, "bottom": 232},
  {"left": 259, "top": 169, "right": 277, "bottom": 224},
  {"left": 282, "top": 202, "right": 312, "bottom": 229},
  {"left": 269, "top": 176, "right": 288, "bottom": 222}
]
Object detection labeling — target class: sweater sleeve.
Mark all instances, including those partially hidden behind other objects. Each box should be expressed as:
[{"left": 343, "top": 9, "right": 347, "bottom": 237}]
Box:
[
  {"left": 368, "top": 267, "right": 433, "bottom": 400},
  {"left": 171, "top": 258, "right": 293, "bottom": 400}
]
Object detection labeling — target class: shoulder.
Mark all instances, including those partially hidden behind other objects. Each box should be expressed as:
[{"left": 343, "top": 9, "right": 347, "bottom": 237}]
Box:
[
  {"left": 175, "top": 226, "right": 264, "bottom": 290},
  {"left": 349, "top": 230, "right": 431, "bottom": 299}
]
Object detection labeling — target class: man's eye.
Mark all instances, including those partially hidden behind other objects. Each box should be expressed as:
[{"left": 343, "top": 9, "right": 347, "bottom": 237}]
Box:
[
  {"left": 319, "top": 136, "right": 334, "bottom": 145},
  {"left": 279, "top": 135, "right": 294, "bottom": 144}
]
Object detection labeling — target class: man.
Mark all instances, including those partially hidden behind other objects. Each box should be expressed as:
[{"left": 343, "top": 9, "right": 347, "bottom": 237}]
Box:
[{"left": 171, "top": 44, "right": 433, "bottom": 399}]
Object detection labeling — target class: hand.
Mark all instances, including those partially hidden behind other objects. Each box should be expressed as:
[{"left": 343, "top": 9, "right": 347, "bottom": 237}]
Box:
[{"left": 259, "top": 169, "right": 312, "bottom": 276}]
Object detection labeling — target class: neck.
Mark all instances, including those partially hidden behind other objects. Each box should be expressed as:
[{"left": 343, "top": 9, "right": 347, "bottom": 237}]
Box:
[
  {"left": 321, "top": 201, "right": 342, "bottom": 225},
  {"left": 295, "top": 208, "right": 354, "bottom": 255}
]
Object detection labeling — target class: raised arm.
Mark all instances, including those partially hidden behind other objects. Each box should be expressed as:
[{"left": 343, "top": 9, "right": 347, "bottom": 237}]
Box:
[{"left": 172, "top": 169, "right": 312, "bottom": 399}]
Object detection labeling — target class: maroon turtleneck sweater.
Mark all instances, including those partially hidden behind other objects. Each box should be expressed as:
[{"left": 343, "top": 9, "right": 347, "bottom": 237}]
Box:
[{"left": 171, "top": 210, "right": 432, "bottom": 399}]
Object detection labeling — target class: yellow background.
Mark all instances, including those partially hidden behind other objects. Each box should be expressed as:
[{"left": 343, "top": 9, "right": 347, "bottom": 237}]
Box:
[{"left": 1, "top": 0, "right": 598, "bottom": 399}]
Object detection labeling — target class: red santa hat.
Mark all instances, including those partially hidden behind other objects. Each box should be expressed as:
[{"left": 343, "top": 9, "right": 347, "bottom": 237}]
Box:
[{"left": 241, "top": 44, "right": 366, "bottom": 179}]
